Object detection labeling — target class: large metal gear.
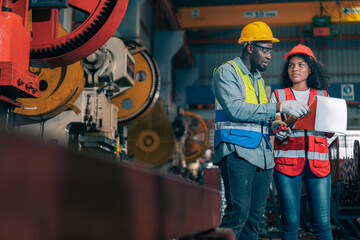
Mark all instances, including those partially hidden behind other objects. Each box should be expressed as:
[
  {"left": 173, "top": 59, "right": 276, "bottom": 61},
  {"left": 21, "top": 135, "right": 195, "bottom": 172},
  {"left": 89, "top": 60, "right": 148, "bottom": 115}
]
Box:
[
  {"left": 13, "top": 25, "right": 85, "bottom": 120},
  {"left": 112, "top": 38, "right": 160, "bottom": 125},
  {"left": 30, "top": 0, "right": 129, "bottom": 68}
]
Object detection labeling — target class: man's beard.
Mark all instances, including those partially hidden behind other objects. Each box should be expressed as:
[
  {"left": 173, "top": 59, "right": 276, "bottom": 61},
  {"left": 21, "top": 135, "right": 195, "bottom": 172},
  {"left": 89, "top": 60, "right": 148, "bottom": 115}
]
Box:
[{"left": 257, "top": 64, "right": 267, "bottom": 72}]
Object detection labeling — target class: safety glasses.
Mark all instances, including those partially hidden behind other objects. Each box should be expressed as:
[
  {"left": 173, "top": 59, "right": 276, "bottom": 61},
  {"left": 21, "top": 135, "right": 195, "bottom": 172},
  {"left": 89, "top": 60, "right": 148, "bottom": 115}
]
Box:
[{"left": 251, "top": 43, "right": 273, "bottom": 55}]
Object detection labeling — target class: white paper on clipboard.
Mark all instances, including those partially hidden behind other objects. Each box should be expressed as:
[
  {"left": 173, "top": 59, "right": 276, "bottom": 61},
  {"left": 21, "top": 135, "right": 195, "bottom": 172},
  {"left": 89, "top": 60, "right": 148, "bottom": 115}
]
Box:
[{"left": 314, "top": 95, "right": 347, "bottom": 133}]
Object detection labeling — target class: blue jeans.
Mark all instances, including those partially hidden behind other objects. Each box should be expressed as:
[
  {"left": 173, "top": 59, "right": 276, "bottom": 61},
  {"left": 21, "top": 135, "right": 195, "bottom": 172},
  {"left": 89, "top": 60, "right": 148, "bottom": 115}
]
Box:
[
  {"left": 218, "top": 152, "right": 271, "bottom": 240},
  {"left": 273, "top": 163, "right": 333, "bottom": 240}
]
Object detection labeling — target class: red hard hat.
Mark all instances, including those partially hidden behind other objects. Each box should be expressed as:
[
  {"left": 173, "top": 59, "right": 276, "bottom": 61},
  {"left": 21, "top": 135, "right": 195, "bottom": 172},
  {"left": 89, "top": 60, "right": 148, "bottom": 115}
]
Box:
[{"left": 284, "top": 44, "right": 317, "bottom": 61}]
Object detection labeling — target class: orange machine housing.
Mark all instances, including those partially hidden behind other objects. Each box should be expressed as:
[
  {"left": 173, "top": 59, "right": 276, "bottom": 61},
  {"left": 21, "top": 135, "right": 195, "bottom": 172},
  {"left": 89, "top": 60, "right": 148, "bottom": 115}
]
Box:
[{"left": 0, "top": 4, "right": 39, "bottom": 101}]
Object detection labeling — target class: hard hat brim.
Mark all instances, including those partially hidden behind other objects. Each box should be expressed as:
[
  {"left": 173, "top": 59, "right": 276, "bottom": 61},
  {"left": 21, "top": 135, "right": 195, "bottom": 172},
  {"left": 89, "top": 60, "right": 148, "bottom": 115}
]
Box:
[
  {"left": 284, "top": 51, "right": 317, "bottom": 61},
  {"left": 238, "top": 37, "right": 280, "bottom": 44}
]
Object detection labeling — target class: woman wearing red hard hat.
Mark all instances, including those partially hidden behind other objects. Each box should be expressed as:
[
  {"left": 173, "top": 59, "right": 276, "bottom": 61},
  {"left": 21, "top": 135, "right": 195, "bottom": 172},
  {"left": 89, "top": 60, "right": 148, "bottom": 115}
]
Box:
[{"left": 270, "top": 44, "right": 334, "bottom": 239}]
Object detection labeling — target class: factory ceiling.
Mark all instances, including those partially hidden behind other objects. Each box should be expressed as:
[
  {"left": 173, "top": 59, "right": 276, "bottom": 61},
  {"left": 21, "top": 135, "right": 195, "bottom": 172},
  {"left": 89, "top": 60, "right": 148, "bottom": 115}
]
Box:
[{"left": 162, "top": 0, "right": 360, "bottom": 67}]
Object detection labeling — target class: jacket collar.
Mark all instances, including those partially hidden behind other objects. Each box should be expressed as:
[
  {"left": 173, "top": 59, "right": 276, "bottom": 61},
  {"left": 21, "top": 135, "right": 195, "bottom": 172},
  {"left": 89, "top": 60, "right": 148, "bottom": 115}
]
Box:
[{"left": 234, "top": 57, "right": 261, "bottom": 78}]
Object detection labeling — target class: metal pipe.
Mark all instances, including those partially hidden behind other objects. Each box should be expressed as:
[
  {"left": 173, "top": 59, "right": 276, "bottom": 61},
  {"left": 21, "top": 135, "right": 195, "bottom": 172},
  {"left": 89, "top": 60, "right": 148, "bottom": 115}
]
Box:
[{"left": 188, "top": 34, "right": 360, "bottom": 45}]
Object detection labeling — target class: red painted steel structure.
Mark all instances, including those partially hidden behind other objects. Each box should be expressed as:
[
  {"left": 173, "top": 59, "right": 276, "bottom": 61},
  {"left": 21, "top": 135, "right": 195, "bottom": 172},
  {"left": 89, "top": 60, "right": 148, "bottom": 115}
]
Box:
[
  {"left": 0, "top": 0, "right": 129, "bottom": 106},
  {"left": 30, "top": 0, "right": 129, "bottom": 68},
  {"left": 0, "top": 130, "right": 226, "bottom": 240},
  {"left": 0, "top": 0, "right": 39, "bottom": 100}
]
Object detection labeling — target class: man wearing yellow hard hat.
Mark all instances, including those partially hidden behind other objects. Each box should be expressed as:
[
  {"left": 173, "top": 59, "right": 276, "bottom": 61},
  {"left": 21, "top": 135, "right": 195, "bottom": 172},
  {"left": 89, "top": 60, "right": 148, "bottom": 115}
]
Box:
[{"left": 212, "top": 21, "right": 311, "bottom": 239}]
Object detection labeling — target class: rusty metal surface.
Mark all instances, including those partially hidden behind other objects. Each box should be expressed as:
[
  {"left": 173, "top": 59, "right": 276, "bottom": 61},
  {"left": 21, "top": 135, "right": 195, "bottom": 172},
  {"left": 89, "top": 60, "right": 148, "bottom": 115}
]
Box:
[{"left": 0, "top": 130, "right": 220, "bottom": 240}]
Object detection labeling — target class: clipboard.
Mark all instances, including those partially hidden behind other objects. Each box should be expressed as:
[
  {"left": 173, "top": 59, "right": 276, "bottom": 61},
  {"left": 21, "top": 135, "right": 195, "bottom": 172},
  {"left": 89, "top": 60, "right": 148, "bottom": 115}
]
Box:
[
  {"left": 291, "top": 98, "right": 318, "bottom": 130},
  {"left": 285, "top": 96, "right": 347, "bottom": 133}
]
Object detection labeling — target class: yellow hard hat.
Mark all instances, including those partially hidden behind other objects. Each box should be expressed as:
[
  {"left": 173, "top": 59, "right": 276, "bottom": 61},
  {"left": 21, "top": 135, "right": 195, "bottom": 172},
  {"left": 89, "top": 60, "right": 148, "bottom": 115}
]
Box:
[{"left": 238, "top": 21, "right": 279, "bottom": 44}]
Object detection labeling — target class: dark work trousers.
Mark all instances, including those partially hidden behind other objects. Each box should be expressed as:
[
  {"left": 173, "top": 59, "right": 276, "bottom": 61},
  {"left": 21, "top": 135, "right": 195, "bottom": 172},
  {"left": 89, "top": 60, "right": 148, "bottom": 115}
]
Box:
[{"left": 218, "top": 152, "right": 272, "bottom": 240}]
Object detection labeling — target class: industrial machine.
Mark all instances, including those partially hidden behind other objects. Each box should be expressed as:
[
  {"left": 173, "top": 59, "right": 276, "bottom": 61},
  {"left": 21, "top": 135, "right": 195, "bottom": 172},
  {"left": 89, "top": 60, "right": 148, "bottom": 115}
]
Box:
[
  {"left": 1, "top": 0, "right": 205, "bottom": 166},
  {"left": 127, "top": 100, "right": 176, "bottom": 167},
  {"left": 1, "top": 0, "right": 160, "bottom": 158},
  {"left": 0, "top": 0, "right": 129, "bottom": 108},
  {"left": 127, "top": 104, "right": 209, "bottom": 177},
  {"left": 0, "top": 2, "right": 226, "bottom": 240},
  {"left": 83, "top": 37, "right": 135, "bottom": 98},
  {"left": 0, "top": 0, "right": 134, "bottom": 156},
  {"left": 182, "top": 110, "right": 209, "bottom": 163},
  {"left": 13, "top": 35, "right": 161, "bottom": 158}
]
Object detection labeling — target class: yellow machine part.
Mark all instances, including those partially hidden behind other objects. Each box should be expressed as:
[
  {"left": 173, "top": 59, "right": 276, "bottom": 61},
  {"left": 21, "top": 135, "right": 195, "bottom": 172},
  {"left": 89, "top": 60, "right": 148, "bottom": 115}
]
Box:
[
  {"left": 112, "top": 39, "right": 160, "bottom": 125},
  {"left": 13, "top": 17, "right": 85, "bottom": 120},
  {"left": 127, "top": 101, "right": 175, "bottom": 167},
  {"left": 112, "top": 51, "right": 153, "bottom": 120},
  {"left": 13, "top": 62, "right": 85, "bottom": 120}
]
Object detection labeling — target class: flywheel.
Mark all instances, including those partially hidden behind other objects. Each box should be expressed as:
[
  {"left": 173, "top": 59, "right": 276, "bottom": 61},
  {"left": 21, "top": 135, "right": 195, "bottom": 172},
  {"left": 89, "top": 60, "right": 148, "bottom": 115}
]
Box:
[
  {"left": 183, "top": 111, "right": 209, "bottom": 162},
  {"left": 127, "top": 101, "right": 175, "bottom": 167},
  {"left": 30, "top": 0, "right": 129, "bottom": 68},
  {"left": 13, "top": 25, "right": 85, "bottom": 120},
  {"left": 112, "top": 38, "right": 160, "bottom": 125}
]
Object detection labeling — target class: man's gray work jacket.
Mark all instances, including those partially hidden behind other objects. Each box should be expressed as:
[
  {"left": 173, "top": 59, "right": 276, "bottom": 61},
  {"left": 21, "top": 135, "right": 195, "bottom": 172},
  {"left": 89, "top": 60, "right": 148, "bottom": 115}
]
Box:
[{"left": 211, "top": 57, "right": 276, "bottom": 169}]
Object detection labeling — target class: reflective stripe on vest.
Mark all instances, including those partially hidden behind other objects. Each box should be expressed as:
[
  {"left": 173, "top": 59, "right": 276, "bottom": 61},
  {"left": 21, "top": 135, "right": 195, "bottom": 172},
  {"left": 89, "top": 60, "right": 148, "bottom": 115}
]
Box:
[
  {"left": 214, "top": 60, "right": 270, "bottom": 149},
  {"left": 273, "top": 88, "right": 330, "bottom": 177},
  {"left": 215, "top": 121, "right": 268, "bottom": 133},
  {"left": 274, "top": 150, "right": 328, "bottom": 160},
  {"left": 274, "top": 149, "right": 305, "bottom": 158},
  {"left": 283, "top": 129, "right": 325, "bottom": 138}
]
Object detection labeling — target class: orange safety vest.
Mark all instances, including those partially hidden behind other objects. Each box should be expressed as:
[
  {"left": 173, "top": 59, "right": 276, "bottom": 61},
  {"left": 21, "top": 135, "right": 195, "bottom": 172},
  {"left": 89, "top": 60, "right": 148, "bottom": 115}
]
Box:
[{"left": 273, "top": 88, "right": 330, "bottom": 177}]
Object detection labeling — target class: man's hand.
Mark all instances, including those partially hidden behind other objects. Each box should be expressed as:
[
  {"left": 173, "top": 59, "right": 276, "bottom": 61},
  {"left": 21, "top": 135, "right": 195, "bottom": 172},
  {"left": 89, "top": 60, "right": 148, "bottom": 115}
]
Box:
[
  {"left": 271, "top": 120, "right": 291, "bottom": 141},
  {"left": 280, "top": 100, "right": 310, "bottom": 118}
]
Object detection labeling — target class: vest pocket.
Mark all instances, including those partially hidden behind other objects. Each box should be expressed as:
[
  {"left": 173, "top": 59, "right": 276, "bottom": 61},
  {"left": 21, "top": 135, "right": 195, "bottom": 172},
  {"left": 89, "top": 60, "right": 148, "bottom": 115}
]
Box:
[
  {"left": 312, "top": 159, "right": 330, "bottom": 169},
  {"left": 312, "top": 137, "right": 328, "bottom": 152},
  {"left": 311, "top": 137, "right": 329, "bottom": 168},
  {"left": 275, "top": 136, "right": 297, "bottom": 148}
]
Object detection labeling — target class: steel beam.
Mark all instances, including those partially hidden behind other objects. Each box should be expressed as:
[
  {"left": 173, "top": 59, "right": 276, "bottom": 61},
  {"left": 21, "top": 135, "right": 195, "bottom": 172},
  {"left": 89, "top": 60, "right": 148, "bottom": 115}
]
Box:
[
  {"left": 187, "top": 34, "right": 360, "bottom": 45},
  {"left": 178, "top": 1, "right": 360, "bottom": 29},
  {"left": 0, "top": 130, "right": 221, "bottom": 240}
]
